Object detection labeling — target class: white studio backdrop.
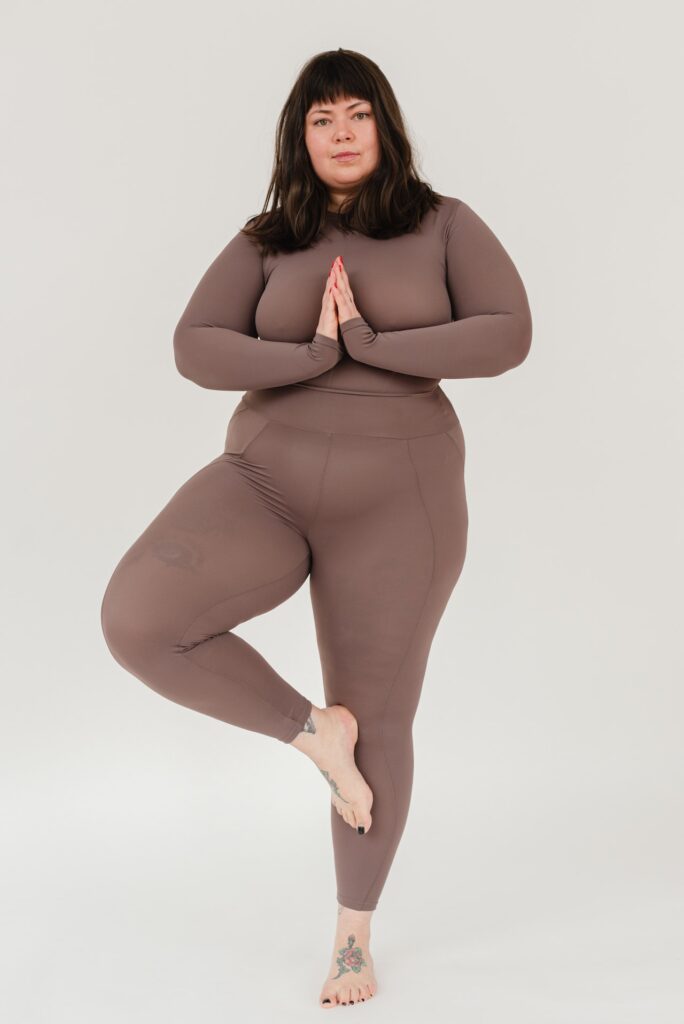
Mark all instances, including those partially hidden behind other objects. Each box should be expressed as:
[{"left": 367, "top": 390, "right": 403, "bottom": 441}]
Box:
[{"left": 1, "top": 1, "right": 682, "bottom": 1021}]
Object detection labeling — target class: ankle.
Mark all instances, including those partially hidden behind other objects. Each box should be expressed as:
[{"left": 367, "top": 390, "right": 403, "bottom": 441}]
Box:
[
  {"left": 288, "top": 704, "right": 325, "bottom": 751},
  {"left": 337, "top": 903, "right": 374, "bottom": 929}
]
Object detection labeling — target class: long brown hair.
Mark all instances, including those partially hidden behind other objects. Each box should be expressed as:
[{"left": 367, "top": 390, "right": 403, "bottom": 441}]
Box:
[{"left": 241, "top": 48, "right": 443, "bottom": 256}]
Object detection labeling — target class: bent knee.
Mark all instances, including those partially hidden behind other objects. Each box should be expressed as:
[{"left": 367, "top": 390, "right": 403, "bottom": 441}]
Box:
[{"left": 100, "top": 573, "right": 172, "bottom": 673}]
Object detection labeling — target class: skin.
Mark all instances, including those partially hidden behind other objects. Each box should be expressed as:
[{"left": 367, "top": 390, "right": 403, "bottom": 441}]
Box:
[
  {"left": 295, "top": 96, "right": 381, "bottom": 1007},
  {"left": 304, "top": 93, "right": 380, "bottom": 214}
]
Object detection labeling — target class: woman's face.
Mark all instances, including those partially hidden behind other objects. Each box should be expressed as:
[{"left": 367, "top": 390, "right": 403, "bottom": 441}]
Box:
[{"left": 304, "top": 95, "right": 379, "bottom": 207}]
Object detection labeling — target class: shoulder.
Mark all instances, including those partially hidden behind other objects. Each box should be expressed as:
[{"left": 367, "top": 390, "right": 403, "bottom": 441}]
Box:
[
  {"left": 424, "top": 194, "right": 469, "bottom": 242},
  {"left": 433, "top": 195, "right": 497, "bottom": 246},
  {"left": 435, "top": 194, "right": 464, "bottom": 216},
  {"left": 216, "top": 222, "right": 265, "bottom": 264},
  {"left": 436, "top": 194, "right": 473, "bottom": 232}
]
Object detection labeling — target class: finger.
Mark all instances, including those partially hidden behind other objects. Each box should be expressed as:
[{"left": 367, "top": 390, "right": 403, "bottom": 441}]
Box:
[
  {"left": 331, "top": 273, "right": 353, "bottom": 319},
  {"left": 333, "top": 261, "right": 353, "bottom": 302},
  {"left": 337, "top": 271, "right": 354, "bottom": 307},
  {"left": 322, "top": 268, "right": 335, "bottom": 305},
  {"left": 326, "top": 275, "right": 339, "bottom": 320},
  {"left": 333, "top": 268, "right": 355, "bottom": 316}
]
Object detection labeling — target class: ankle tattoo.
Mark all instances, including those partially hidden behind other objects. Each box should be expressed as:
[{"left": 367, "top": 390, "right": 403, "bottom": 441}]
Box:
[{"left": 302, "top": 713, "right": 317, "bottom": 734}]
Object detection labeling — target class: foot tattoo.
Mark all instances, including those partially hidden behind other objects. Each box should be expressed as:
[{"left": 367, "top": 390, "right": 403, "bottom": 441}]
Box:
[
  {"left": 332, "top": 934, "right": 367, "bottom": 979},
  {"left": 302, "top": 714, "right": 317, "bottom": 734},
  {"left": 319, "top": 768, "right": 349, "bottom": 803}
]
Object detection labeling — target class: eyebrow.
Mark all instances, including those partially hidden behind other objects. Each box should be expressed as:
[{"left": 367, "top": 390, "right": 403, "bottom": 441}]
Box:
[{"left": 309, "top": 100, "right": 369, "bottom": 115}]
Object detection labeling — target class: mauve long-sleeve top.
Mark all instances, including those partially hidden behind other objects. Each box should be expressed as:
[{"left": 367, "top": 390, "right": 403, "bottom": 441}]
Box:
[{"left": 173, "top": 195, "right": 532, "bottom": 396}]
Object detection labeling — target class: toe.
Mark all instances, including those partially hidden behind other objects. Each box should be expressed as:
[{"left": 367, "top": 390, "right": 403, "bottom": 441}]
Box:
[{"left": 356, "top": 809, "right": 371, "bottom": 832}]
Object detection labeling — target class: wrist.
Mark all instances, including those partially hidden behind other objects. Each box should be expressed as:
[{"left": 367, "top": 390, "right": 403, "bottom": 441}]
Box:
[
  {"left": 339, "top": 316, "right": 376, "bottom": 359},
  {"left": 312, "top": 332, "right": 344, "bottom": 357}
]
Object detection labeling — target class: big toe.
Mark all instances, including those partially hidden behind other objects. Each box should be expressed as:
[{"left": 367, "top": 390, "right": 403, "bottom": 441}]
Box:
[{"left": 356, "top": 808, "right": 372, "bottom": 833}]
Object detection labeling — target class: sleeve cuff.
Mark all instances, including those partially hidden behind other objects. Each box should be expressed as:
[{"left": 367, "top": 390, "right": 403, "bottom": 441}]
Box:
[
  {"left": 339, "top": 316, "right": 367, "bottom": 334},
  {"left": 312, "top": 332, "right": 343, "bottom": 353}
]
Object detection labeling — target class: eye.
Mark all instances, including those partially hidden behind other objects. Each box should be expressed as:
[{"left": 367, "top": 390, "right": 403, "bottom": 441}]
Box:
[{"left": 312, "top": 111, "right": 372, "bottom": 127}]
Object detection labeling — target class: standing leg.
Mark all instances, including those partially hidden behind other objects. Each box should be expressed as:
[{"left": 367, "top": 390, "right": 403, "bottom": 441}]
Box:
[
  {"left": 309, "top": 427, "right": 468, "bottom": 1008},
  {"left": 100, "top": 449, "right": 314, "bottom": 743},
  {"left": 309, "top": 429, "right": 468, "bottom": 912}
]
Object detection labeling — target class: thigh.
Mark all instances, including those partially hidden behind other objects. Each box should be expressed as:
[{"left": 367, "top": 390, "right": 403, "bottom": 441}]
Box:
[
  {"left": 307, "top": 430, "right": 468, "bottom": 727},
  {"left": 101, "top": 450, "right": 311, "bottom": 652}
]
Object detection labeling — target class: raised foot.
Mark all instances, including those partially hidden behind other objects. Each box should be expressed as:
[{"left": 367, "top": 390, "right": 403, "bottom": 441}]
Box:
[{"left": 291, "top": 704, "right": 374, "bottom": 834}]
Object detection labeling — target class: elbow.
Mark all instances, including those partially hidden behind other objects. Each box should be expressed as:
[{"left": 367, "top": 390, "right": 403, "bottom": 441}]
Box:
[
  {"left": 172, "top": 324, "right": 243, "bottom": 391},
  {"left": 173, "top": 325, "right": 195, "bottom": 382},
  {"left": 501, "top": 310, "right": 532, "bottom": 374},
  {"left": 173, "top": 325, "right": 216, "bottom": 388}
]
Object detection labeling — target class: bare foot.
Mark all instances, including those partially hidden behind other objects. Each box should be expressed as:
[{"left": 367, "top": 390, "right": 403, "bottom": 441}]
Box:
[
  {"left": 290, "top": 705, "right": 373, "bottom": 834},
  {"left": 319, "top": 904, "right": 378, "bottom": 1007}
]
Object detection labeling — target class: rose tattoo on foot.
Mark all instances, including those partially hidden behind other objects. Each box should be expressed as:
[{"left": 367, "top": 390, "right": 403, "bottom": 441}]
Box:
[{"left": 332, "top": 933, "right": 367, "bottom": 979}]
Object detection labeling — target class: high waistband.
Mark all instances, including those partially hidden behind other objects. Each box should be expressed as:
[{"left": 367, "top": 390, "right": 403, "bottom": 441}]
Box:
[{"left": 241, "top": 383, "right": 460, "bottom": 439}]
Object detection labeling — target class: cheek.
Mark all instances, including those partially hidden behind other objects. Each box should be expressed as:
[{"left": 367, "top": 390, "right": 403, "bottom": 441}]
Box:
[
  {"left": 362, "top": 125, "right": 380, "bottom": 159},
  {"left": 305, "top": 131, "right": 327, "bottom": 164}
]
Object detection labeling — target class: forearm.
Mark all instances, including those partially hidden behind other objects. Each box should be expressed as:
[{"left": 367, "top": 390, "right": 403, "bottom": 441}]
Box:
[
  {"left": 340, "top": 309, "right": 532, "bottom": 379},
  {"left": 173, "top": 326, "right": 343, "bottom": 391}
]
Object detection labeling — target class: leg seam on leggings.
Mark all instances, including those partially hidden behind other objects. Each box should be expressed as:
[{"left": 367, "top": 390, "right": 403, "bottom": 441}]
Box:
[
  {"left": 355, "top": 438, "right": 437, "bottom": 909},
  {"left": 306, "top": 434, "right": 333, "bottom": 535},
  {"left": 176, "top": 554, "right": 311, "bottom": 650}
]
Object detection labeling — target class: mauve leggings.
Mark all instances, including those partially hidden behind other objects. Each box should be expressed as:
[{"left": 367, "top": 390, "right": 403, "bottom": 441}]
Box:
[{"left": 100, "top": 383, "right": 468, "bottom": 911}]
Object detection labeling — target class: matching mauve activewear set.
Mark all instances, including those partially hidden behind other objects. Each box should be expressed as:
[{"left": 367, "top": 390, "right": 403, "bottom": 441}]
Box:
[{"left": 100, "top": 196, "right": 532, "bottom": 911}]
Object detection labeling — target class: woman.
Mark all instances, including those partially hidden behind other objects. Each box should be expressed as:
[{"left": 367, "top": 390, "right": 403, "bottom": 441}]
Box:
[{"left": 100, "top": 48, "right": 532, "bottom": 1008}]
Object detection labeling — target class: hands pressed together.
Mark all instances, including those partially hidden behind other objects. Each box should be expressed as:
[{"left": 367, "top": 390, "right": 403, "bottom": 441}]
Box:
[{"left": 316, "top": 256, "right": 362, "bottom": 344}]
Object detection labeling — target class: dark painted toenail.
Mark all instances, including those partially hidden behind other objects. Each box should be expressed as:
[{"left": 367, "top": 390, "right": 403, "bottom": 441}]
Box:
[
  {"left": 357, "top": 826, "right": 364, "bottom": 833},
  {"left": 350, "top": 999, "right": 354, "bottom": 1003},
  {"left": 322, "top": 998, "right": 330, "bottom": 1003}
]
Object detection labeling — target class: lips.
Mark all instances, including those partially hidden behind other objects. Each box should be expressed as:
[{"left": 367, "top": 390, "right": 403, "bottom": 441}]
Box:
[{"left": 333, "top": 152, "right": 359, "bottom": 159}]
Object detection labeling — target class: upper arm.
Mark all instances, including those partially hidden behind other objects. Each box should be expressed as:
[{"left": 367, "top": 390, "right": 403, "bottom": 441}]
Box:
[
  {"left": 446, "top": 200, "right": 532, "bottom": 333},
  {"left": 175, "top": 228, "right": 265, "bottom": 335}
]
